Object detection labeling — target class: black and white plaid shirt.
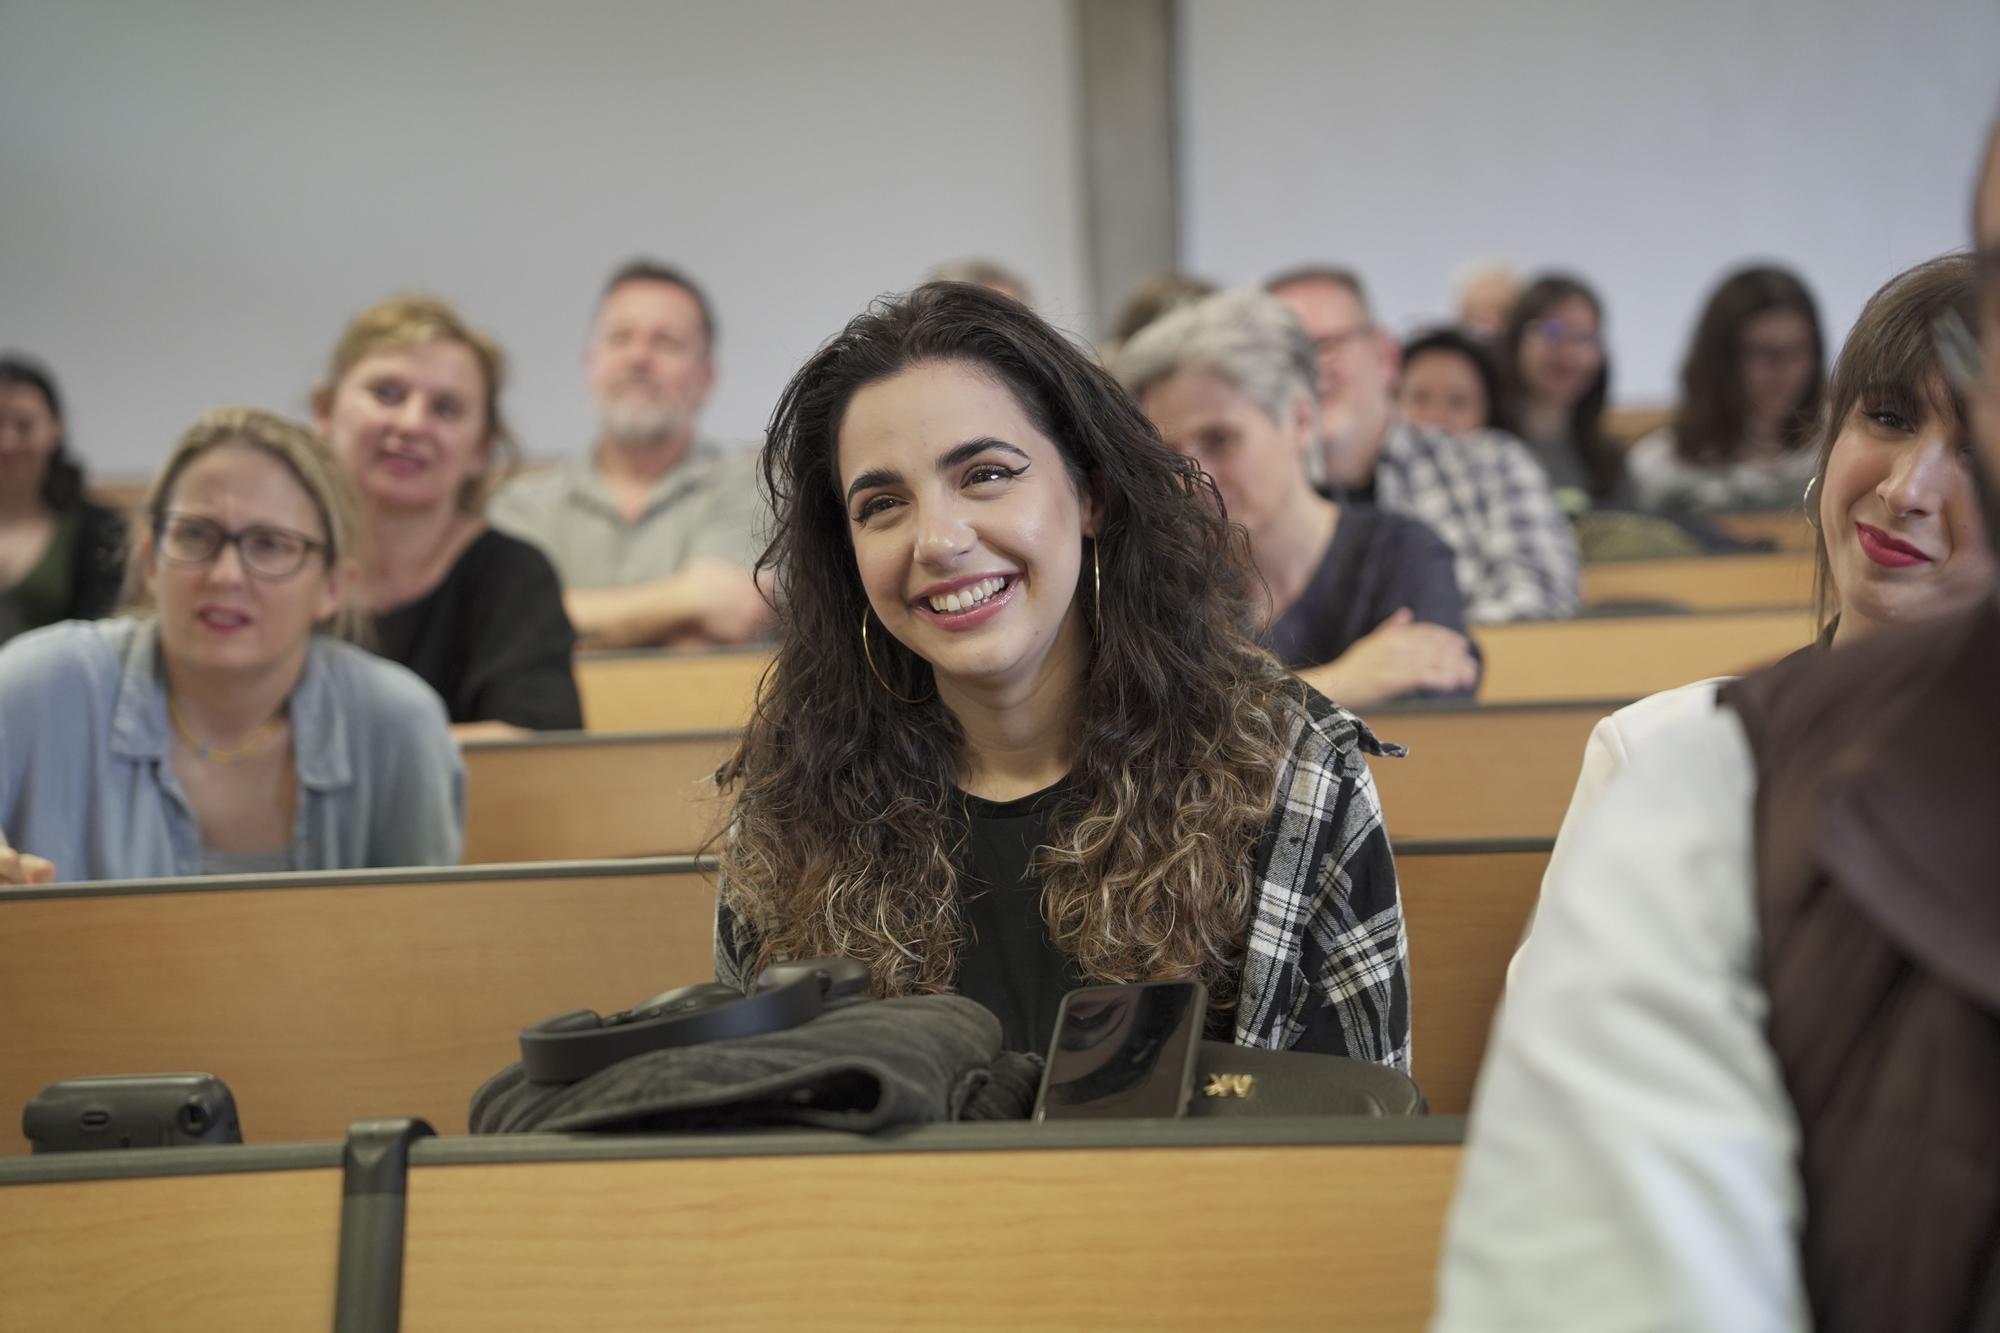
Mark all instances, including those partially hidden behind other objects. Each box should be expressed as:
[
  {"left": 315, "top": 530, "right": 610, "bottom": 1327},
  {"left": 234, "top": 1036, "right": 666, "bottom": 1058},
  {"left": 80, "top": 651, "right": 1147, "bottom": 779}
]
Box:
[
  {"left": 1232, "top": 684, "right": 1409, "bottom": 1070},
  {"left": 1376, "top": 418, "right": 1581, "bottom": 624}
]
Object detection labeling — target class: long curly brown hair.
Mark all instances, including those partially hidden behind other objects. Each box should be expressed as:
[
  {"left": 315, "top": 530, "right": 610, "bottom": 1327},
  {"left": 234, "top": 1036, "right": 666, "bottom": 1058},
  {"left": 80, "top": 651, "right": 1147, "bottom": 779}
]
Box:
[{"left": 718, "top": 282, "right": 1305, "bottom": 1005}]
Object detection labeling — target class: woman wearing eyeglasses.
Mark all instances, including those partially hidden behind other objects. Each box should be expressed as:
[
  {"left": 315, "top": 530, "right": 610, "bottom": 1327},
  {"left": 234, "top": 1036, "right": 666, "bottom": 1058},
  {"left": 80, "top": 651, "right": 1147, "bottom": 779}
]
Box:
[
  {"left": 0, "top": 407, "right": 462, "bottom": 885},
  {"left": 1495, "top": 274, "right": 1622, "bottom": 511}
]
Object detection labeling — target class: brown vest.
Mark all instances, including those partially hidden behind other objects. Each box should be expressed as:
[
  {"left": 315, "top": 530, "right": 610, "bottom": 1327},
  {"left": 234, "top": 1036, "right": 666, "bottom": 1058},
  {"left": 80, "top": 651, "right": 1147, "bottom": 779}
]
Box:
[{"left": 1723, "top": 599, "right": 2000, "bottom": 1333}]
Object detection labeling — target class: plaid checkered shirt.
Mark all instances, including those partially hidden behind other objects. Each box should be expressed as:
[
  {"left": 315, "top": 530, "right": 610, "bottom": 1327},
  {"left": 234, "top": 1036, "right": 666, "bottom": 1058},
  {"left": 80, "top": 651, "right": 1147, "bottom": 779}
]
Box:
[
  {"left": 1375, "top": 418, "right": 1581, "bottom": 624},
  {"left": 1231, "top": 684, "right": 1409, "bottom": 1070}
]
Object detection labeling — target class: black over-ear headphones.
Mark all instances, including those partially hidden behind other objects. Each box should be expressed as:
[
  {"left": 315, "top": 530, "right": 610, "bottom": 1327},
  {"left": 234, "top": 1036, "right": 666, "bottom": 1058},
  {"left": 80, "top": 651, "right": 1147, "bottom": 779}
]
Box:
[{"left": 517, "top": 958, "right": 873, "bottom": 1084}]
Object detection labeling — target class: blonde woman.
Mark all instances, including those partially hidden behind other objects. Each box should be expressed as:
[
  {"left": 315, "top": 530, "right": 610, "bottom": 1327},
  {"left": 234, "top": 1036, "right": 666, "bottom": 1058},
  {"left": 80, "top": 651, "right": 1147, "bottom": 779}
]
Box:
[
  {"left": 315, "top": 296, "right": 582, "bottom": 733},
  {"left": 0, "top": 407, "right": 461, "bottom": 884}
]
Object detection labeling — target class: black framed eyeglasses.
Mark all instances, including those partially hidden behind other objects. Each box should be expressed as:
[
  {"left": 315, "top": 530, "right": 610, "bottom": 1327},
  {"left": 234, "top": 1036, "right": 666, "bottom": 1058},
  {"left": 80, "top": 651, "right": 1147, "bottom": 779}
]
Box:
[{"left": 154, "top": 513, "right": 327, "bottom": 580}]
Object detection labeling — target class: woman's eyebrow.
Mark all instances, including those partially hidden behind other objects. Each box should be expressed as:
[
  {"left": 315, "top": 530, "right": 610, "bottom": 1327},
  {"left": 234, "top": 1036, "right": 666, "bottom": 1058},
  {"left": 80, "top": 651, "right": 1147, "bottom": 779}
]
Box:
[{"left": 844, "top": 438, "right": 1029, "bottom": 504}]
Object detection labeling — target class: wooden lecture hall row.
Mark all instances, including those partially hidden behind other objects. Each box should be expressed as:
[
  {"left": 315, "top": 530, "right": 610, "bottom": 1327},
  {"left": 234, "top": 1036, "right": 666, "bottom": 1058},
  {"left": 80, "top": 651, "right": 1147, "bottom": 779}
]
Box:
[
  {"left": 2, "top": 1118, "right": 1461, "bottom": 1331},
  {"left": 1, "top": 529, "right": 1818, "bottom": 1329},
  {"left": 0, "top": 853, "right": 1497, "bottom": 1329},
  {"left": 0, "top": 847, "right": 1536, "bottom": 1145}
]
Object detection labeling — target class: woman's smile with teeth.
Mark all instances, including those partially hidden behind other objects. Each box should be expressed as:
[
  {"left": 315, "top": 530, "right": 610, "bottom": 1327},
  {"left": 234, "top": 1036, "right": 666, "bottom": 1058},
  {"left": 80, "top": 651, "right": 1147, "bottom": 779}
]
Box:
[{"left": 928, "top": 576, "right": 1010, "bottom": 613}]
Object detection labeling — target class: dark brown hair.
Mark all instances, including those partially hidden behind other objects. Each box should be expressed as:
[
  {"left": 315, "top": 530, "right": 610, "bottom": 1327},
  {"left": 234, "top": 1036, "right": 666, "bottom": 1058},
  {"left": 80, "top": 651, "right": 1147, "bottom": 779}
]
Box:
[
  {"left": 1671, "top": 266, "right": 1824, "bottom": 466},
  {"left": 0, "top": 354, "right": 86, "bottom": 511},
  {"left": 718, "top": 282, "right": 1301, "bottom": 1003},
  {"left": 1497, "top": 273, "right": 1618, "bottom": 499},
  {"left": 1805, "top": 253, "right": 1979, "bottom": 635}
]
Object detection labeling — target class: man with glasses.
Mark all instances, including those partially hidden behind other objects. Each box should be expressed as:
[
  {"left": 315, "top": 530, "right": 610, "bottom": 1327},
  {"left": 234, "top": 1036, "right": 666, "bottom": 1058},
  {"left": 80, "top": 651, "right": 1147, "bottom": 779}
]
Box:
[
  {"left": 1432, "top": 111, "right": 2000, "bottom": 1332},
  {"left": 1267, "top": 266, "right": 1578, "bottom": 623}
]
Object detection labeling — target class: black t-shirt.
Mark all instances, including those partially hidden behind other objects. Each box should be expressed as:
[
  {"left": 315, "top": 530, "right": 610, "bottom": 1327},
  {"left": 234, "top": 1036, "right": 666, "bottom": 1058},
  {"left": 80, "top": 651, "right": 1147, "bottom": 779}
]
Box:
[
  {"left": 371, "top": 528, "right": 583, "bottom": 730},
  {"left": 1265, "top": 503, "right": 1477, "bottom": 697},
  {"left": 949, "top": 779, "right": 1083, "bottom": 1057}
]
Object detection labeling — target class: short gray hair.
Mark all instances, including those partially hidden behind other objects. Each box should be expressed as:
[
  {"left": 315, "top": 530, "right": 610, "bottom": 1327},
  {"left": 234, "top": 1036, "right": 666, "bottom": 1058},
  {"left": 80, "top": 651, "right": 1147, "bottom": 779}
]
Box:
[{"left": 1113, "top": 288, "right": 1319, "bottom": 428}]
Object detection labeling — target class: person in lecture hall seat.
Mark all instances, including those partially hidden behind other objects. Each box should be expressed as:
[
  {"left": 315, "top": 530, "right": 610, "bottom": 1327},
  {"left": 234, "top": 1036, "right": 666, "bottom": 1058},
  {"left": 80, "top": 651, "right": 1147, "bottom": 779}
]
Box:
[
  {"left": 1626, "top": 264, "right": 1827, "bottom": 517},
  {"left": 1265, "top": 264, "right": 1580, "bottom": 623},
  {"left": 711, "top": 282, "right": 1410, "bottom": 1065},
  {"left": 927, "top": 257, "right": 1036, "bottom": 308},
  {"left": 0, "top": 407, "right": 463, "bottom": 887},
  {"left": 1451, "top": 259, "right": 1520, "bottom": 342},
  {"left": 1397, "top": 328, "right": 1505, "bottom": 438},
  {"left": 1115, "top": 289, "right": 1479, "bottom": 707},
  {"left": 487, "top": 259, "right": 773, "bottom": 651},
  {"left": 1508, "top": 253, "right": 1995, "bottom": 976},
  {"left": 1493, "top": 272, "right": 1624, "bottom": 512},
  {"left": 1430, "top": 114, "right": 2000, "bottom": 1333},
  {"left": 315, "top": 294, "right": 583, "bottom": 736},
  {"left": 0, "top": 356, "right": 126, "bottom": 646}
]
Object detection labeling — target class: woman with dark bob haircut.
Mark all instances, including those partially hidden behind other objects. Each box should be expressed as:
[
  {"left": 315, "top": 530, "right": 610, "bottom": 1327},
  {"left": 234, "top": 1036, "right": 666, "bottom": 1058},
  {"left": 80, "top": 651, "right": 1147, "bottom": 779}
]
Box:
[{"left": 713, "top": 283, "right": 1409, "bottom": 1065}]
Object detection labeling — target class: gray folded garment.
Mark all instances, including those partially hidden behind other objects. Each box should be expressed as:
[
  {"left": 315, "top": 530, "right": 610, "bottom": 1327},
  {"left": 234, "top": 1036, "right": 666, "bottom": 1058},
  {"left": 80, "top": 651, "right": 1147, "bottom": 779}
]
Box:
[{"left": 471, "top": 994, "right": 1044, "bottom": 1135}]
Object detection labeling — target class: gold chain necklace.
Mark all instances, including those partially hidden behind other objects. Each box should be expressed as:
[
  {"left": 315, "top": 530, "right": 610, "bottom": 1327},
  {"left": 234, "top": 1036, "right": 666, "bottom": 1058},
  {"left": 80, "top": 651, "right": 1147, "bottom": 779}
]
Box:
[{"left": 168, "top": 697, "right": 282, "bottom": 765}]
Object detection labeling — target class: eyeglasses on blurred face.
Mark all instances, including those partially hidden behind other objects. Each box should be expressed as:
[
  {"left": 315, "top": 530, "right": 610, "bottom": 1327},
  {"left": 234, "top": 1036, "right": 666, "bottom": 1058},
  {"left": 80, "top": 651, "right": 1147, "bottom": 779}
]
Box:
[{"left": 155, "top": 513, "right": 326, "bottom": 580}]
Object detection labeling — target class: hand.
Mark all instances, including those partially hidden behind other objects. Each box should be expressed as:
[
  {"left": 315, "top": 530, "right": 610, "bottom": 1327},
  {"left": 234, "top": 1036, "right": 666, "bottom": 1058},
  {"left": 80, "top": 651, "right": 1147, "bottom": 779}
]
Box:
[
  {"left": 0, "top": 826, "right": 55, "bottom": 886},
  {"left": 569, "top": 561, "right": 773, "bottom": 650},
  {"left": 675, "top": 559, "right": 775, "bottom": 646},
  {"left": 1313, "top": 609, "right": 1480, "bottom": 709}
]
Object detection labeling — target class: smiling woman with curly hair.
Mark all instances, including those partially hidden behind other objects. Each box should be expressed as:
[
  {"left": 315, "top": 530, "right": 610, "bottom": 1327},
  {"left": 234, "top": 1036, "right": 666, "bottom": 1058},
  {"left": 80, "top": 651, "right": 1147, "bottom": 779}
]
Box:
[{"left": 713, "top": 282, "right": 1409, "bottom": 1064}]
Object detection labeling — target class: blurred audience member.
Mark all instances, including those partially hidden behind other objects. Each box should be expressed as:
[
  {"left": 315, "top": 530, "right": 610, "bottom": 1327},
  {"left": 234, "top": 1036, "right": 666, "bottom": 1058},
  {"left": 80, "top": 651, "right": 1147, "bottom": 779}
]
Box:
[
  {"left": 490, "top": 260, "right": 771, "bottom": 650},
  {"left": 316, "top": 295, "right": 582, "bottom": 733},
  {"left": 1118, "top": 290, "right": 1477, "bottom": 707},
  {"left": 0, "top": 356, "right": 126, "bottom": 645},
  {"left": 1267, "top": 265, "right": 1578, "bottom": 622},
  {"left": 1105, "top": 271, "right": 1219, "bottom": 347},
  {"left": 1497, "top": 273, "right": 1621, "bottom": 510},
  {"left": 1398, "top": 328, "right": 1503, "bottom": 437},
  {"left": 0, "top": 407, "right": 462, "bottom": 885},
  {"left": 1628, "top": 266, "right": 1825, "bottom": 516},
  {"left": 926, "top": 257, "right": 1034, "bottom": 307},
  {"left": 1453, "top": 259, "right": 1521, "bottom": 341}
]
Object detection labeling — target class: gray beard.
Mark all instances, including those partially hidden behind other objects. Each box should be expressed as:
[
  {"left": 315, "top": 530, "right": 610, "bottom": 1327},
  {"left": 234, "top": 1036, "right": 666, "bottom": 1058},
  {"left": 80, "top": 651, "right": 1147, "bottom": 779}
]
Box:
[{"left": 599, "top": 396, "right": 685, "bottom": 444}]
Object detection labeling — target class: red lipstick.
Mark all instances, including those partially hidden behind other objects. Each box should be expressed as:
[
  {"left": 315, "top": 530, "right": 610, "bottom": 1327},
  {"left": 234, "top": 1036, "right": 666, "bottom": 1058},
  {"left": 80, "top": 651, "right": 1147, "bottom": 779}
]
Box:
[{"left": 1855, "top": 523, "right": 1932, "bottom": 569}]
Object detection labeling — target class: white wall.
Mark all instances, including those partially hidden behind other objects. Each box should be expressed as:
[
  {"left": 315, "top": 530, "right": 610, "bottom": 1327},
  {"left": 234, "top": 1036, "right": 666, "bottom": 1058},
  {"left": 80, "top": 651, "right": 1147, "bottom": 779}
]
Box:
[
  {"left": 0, "top": 0, "right": 1087, "bottom": 476},
  {"left": 1179, "top": 0, "right": 2000, "bottom": 404}
]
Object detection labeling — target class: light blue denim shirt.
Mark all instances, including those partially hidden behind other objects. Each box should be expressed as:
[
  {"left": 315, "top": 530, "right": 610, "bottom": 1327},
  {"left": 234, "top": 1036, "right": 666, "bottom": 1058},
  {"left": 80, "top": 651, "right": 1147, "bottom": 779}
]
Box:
[{"left": 0, "top": 618, "right": 464, "bottom": 882}]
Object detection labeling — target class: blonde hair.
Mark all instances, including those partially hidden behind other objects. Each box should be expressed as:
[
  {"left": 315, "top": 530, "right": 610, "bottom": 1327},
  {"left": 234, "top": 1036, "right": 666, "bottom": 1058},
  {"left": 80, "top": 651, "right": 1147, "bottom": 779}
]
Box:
[
  {"left": 320, "top": 294, "right": 518, "bottom": 513},
  {"left": 127, "top": 406, "right": 369, "bottom": 642}
]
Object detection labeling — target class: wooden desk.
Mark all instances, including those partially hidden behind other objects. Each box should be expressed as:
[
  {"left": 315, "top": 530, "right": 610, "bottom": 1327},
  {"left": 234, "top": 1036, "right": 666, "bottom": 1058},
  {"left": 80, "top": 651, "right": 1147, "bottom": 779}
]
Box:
[
  {"left": 0, "top": 1145, "right": 341, "bottom": 1330},
  {"left": 399, "top": 1123, "right": 1464, "bottom": 1333},
  {"left": 1580, "top": 551, "right": 1812, "bottom": 612},
  {"left": 577, "top": 649, "right": 769, "bottom": 733},
  {"left": 1399, "top": 841, "right": 1546, "bottom": 1115},
  {"left": 460, "top": 706, "right": 1604, "bottom": 864},
  {"left": 1473, "top": 609, "right": 1810, "bottom": 703},
  {"left": 0, "top": 859, "right": 717, "bottom": 1152},
  {"left": 462, "top": 730, "right": 736, "bottom": 862},
  {"left": 1, "top": 835, "right": 1533, "bottom": 1147},
  {"left": 1367, "top": 702, "right": 1606, "bottom": 842},
  {"left": 1711, "top": 508, "right": 1817, "bottom": 553}
]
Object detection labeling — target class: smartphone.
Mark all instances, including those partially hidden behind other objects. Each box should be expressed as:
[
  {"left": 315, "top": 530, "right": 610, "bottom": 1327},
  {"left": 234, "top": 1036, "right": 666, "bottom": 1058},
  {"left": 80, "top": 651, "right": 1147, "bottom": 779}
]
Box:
[
  {"left": 23, "top": 1074, "right": 242, "bottom": 1153},
  {"left": 1033, "top": 980, "right": 1206, "bottom": 1121}
]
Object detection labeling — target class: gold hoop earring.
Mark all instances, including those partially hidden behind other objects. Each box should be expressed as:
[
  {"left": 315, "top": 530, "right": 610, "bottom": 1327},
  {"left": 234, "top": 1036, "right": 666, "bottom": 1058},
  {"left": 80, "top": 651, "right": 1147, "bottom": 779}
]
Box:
[
  {"left": 1803, "top": 475, "right": 1821, "bottom": 529},
  {"left": 1092, "top": 539, "right": 1102, "bottom": 625},
  {"left": 861, "top": 608, "right": 930, "bottom": 705}
]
